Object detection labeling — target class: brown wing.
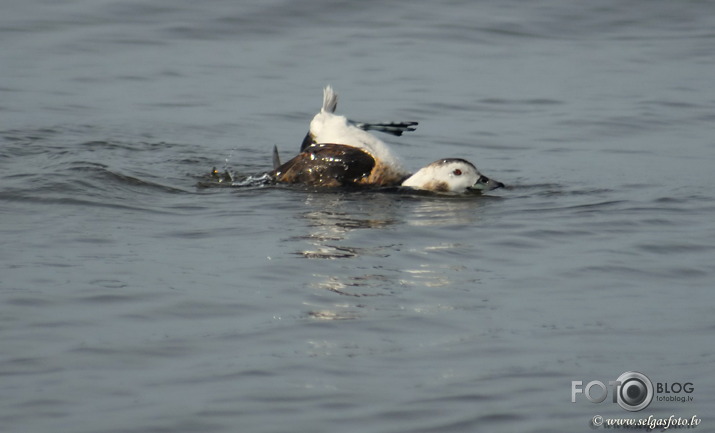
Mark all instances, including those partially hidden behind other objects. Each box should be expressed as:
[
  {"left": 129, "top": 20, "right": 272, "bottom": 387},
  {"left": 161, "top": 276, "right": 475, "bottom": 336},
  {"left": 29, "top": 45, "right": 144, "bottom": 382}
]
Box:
[{"left": 271, "top": 143, "right": 376, "bottom": 187}]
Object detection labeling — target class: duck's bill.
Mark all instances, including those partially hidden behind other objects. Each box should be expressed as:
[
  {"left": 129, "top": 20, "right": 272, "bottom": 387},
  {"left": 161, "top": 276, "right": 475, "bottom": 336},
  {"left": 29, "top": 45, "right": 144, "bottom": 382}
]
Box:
[{"left": 469, "top": 175, "right": 505, "bottom": 192}]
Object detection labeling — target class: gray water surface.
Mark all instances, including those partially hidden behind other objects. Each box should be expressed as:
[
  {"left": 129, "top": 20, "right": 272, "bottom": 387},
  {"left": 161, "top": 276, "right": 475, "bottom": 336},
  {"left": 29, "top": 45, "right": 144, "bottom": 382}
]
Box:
[{"left": 2, "top": 1, "right": 714, "bottom": 432}]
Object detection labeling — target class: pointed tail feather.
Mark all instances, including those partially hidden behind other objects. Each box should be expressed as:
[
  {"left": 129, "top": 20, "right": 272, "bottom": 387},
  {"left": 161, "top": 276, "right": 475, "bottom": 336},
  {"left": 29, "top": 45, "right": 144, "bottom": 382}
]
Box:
[
  {"left": 272, "top": 145, "right": 281, "bottom": 169},
  {"left": 322, "top": 85, "right": 338, "bottom": 113}
]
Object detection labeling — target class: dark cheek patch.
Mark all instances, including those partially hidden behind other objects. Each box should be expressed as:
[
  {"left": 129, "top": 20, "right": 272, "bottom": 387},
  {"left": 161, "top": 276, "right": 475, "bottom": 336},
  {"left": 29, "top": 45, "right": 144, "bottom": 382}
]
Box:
[{"left": 423, "top": 180, "right": 449, "bottom": 192}]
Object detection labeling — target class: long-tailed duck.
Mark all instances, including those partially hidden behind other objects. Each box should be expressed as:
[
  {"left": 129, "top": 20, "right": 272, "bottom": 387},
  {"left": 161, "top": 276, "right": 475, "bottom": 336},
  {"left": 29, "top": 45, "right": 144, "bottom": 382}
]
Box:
[{"left": 271, "top": 86, "right": 504, "bottom": 193}]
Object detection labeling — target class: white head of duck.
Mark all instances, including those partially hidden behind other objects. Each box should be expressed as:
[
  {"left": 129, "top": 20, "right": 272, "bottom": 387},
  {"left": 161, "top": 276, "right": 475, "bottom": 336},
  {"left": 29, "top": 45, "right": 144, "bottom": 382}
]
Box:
[{"left": 401, "top": 158, "right": 504, "bottom": 193}]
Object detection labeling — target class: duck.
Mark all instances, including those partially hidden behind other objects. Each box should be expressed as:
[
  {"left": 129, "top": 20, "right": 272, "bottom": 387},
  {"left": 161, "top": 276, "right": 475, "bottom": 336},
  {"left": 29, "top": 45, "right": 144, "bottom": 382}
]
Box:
[{"left": 271, "top": 86, "right": 504, "bottom": 193}]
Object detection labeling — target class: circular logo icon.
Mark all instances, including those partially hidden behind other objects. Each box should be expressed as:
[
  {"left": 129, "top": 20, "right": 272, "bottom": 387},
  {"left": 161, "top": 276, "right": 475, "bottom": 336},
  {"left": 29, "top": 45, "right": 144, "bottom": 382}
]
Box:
[{"left": 616, "top": 371, "right": 653, "bottom": 411}]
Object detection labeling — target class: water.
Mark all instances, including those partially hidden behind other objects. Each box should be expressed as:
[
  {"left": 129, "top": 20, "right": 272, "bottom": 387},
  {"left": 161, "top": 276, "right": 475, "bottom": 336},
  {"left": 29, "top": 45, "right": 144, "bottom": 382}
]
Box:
[{"left": 2, "top": 1, "right": 714, "bottom": 432}]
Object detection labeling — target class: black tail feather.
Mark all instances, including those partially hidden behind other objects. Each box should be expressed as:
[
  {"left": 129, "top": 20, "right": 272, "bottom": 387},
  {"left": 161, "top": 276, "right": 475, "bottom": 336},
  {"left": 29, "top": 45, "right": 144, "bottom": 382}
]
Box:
[
  {"left": 299, "top": 131, "right": 315, "bottom": 152},
  {"left": 352, "top": 121, "right": 418, "bottom": 136}
]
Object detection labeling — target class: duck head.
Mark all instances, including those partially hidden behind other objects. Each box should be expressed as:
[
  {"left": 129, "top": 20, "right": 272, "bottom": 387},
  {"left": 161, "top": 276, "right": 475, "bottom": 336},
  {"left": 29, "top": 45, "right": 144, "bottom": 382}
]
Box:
[{"left": 401, "top": 158, "right": 504, "bottom": 193}]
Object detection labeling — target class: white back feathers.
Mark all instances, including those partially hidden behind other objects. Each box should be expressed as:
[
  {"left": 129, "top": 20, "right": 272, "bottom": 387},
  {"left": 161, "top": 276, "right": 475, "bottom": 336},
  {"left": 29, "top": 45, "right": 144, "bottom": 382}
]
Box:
[{"left": 309, "top": 86, "right": 408, "bottom": 177}]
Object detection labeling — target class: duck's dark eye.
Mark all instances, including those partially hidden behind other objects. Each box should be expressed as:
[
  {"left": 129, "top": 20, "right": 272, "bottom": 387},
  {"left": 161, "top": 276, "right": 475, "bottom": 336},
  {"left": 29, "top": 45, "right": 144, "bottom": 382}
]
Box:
[{"left": 453, "top": 169, "right": 462, "bottom": 176}]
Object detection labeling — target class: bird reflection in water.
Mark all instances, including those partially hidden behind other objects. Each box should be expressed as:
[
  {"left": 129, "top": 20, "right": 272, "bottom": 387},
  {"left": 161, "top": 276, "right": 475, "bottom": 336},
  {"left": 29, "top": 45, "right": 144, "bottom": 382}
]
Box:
[
  {"left": 291, "top": 193, "right": 398, "bottom": 319},
  {"left": 294, "top": 193, "right": 396, "bottom": 260},
  {"left": 405, "top": 194, "right": 493, "bottom": 227},
  {"left": 291, "top": 192, "right": 493, "bottom": 320}
]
